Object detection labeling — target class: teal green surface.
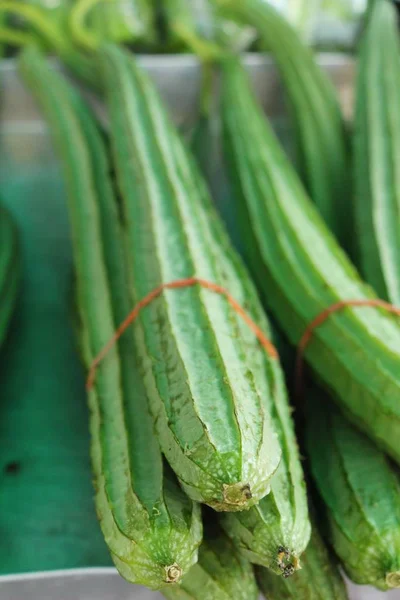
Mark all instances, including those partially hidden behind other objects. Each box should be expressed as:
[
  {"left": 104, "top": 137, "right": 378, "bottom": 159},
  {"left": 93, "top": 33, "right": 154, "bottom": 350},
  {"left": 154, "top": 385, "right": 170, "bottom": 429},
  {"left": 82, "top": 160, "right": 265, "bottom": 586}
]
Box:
[{"left": 0, "top": 130, "right": 111, "bottom": 573}]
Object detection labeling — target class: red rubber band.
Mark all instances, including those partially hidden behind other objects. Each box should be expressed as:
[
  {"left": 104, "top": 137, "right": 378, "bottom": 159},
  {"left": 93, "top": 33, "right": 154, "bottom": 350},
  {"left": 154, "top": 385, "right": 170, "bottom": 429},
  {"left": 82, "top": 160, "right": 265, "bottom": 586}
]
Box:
[
  {"left": 295, "top": 298, "right": 400, "bottom": 397},
  {"left": 86, "top": 277, "right": 278, "bottom": 391}
]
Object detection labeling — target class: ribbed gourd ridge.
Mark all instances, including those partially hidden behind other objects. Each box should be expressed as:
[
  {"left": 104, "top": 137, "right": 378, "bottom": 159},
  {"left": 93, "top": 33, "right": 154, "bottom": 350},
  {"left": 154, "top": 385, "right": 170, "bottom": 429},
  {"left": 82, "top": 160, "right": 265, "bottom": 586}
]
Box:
[
  {"left": 99, "top": 43, "right": 283, "bottom": 511},
  {"left": 0, "top": 205, "right": 19, "bottom": 345},
  {"left": 220, "top": 55, "right": 400, "bottom": 464},
  {"left": 188, "top": 129, "right": 310, "bottom": 571},
  {"left": 336, "top": 5, "right": 400, "bottom": 588},
  {"left": 306, "top": 395, "right": 400, "bottom": 590},
  {"left": 163, "top": 526, "right": 258, "bottom": 600},
  {"left": 19, "top": 47, "right": 202, "bottom": 590},
  {"left": 354, "top": 0, "right": 400, "bottom": 305},
  {"left": 217, "top": 0, "right": 349, "bottom": 243},
  {"left": 257, "top": 525, "right": 349, "bottom": 599},
  {"left": 220, "top": 363, "right": 310, "bottom": 576}
]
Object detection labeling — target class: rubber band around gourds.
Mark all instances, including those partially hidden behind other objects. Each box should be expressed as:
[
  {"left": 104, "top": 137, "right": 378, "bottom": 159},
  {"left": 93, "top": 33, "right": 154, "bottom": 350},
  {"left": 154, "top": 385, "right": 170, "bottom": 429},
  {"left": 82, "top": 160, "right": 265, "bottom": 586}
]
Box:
[
  {"left": 86, "top": 277, "right": 278, "bottom": 390},
  {"left": 87, "top": 282, "right": 400, "bottom": 398}
]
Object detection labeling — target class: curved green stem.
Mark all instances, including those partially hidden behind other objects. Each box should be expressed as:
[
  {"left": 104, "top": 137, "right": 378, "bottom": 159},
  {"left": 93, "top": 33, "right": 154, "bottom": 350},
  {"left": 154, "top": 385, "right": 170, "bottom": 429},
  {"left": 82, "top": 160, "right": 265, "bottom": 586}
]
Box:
[
  {"left": 0, "top": 26, "right": 40, "bottom": 48},
  {"left": 69, "top": 0, "right": 109, "bottom": 51},
  {"left": 70, "top": 0, "right": 133, "bottom": 52},
  {"left": 172, "top": 22, "right": 225, "bottom": 63},
  {"left": 0, "top": 2, "right": 99, "bottom": 89},
  {"left": 171, "top": 23, "right": 225, "bottom": 117},
  {"left": 0, "top": 2, "right": 69, "bottom": 54},
  {"left": 0, "top": 1, "right": 98, "bottom": 87}
]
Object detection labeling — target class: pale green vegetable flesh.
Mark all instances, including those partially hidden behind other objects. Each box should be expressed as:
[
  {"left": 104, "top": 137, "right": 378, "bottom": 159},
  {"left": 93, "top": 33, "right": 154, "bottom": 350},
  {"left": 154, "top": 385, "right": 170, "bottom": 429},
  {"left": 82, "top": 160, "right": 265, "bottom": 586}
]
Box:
[{"left": 19, "top": 47, "right": 202, "bottom": 590}]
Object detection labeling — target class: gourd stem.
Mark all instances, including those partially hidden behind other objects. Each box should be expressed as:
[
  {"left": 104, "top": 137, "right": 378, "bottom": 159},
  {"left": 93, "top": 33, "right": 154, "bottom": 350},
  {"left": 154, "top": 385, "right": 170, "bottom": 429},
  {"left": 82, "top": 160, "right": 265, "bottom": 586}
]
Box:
[
  {"left": 0, "top": 3, "right": 68, "bottom": 55},
  {"left": 172, "top": 22, "right": 224, "bottom": 64},
  {"left": 69, "top": 0, "right": 107, "bottom": 51},
  {"left": 0, "top": 27, "right": 39, "bottom": 48},
  {"left": 386, "top": 571, "right": 400, "bottom": 588}
]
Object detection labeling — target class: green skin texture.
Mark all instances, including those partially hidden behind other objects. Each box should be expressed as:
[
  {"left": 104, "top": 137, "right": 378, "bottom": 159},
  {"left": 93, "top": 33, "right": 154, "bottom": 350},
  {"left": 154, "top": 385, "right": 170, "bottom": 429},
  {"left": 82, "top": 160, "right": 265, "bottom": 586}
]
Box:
[
  {"left": 163, "top": 526, "right": 258, "bottom": 600},
  {"left": 219, "top": 360, "right": 310, "bottom": 575},
  {"left": 306, "top": 396, "right": 400, "bottom": 590},
  {"left": 354, "top": 0, "right": 400, "bottom": 305},
  {"left": 99, "top": 44, "right": 285, "bottom": 511},
  {"left": 0, "top": 205, "right": 20, "bottom": 347},
  {"left": 217, "top": 0, "right": 350, "bottom": 246},
  {"left": 308, "top": 2, "right": 400, "bottom": 590},
  {"left": 257, "top": 525, "right": 348, "bottom": 600},
  {"left": 220, "top": 56, "right": 400, "bottom": 466},
  {"left": 19, "top": 47, "right": 202, "bottom": 590}
]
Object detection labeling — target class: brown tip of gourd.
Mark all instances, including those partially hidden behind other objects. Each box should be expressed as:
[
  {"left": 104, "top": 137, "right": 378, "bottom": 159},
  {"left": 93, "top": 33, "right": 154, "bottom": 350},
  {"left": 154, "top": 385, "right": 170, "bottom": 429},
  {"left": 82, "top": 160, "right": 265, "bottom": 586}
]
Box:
[
  {"left": 293, "top": 556, "right": 301, "bottom": 571},
  {"left": 165, "top": 563, "right": 182, "bottom": 584},
  {"left": 386, "top": 571, "right": 400, "bottom": 588},
  {"left": 223, "top": 482, "right": 252, "bottom": 507},
  {"left": 277, "top": 547, "right": 301, "bottom": 578}
]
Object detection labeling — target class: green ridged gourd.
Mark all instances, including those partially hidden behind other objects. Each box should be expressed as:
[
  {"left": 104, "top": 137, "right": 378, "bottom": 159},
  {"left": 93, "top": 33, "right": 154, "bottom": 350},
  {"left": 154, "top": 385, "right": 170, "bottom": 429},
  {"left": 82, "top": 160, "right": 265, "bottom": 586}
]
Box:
[
  {"left": 163, "top": 525, "right": 258, "bottom": 600},
  {"left": 216, "top": 0, "right": 350, "bottom": 245},
  {"left": 98, "top": 43, "right": 286, "bottom": 511},
  {"left": 19, "top": 47, "right": 202, "bottom": 590},
  {"left": 219, "top": 54, "right": 400, "bottom": 466},
  {"left": 219, "top": 364, "right": 310, "bottom": 575},
  {"left": 354, "top": 0, "right": 400, "bottom": 305},
  {"left": 257, "top": 524, "right": 349, "bottom": 599},
  {"left": 306, "top": 395, "right": 400, "bottom": 590}
]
